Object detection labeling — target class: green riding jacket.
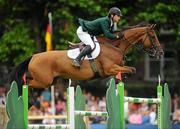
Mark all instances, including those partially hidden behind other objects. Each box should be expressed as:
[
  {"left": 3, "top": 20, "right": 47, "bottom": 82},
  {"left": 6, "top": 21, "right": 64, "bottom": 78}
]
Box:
[{"left": 79, "top": 16, "right": 117, "bottom": 39}]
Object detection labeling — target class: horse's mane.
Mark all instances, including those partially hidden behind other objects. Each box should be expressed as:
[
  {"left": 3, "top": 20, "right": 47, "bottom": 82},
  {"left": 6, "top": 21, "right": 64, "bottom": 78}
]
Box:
[
  {"left": 119, "top": 22, "right": 150, "bottom": 32},
  {"left": 98, "top": 22, "right": 150, "bottom": 45}
]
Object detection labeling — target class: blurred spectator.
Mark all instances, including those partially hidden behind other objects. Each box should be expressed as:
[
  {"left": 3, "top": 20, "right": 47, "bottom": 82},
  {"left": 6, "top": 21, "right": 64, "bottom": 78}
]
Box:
[
  {"left": 39, "top": 95, "right": 49, "bottom": 109},
  {"left": 56, "top": 100, "right": 66, "bottom": 114},
  {"left": 141, "top": 111, "right": 150, "bottom": 124},
  {"left": 42, "top": 105, "right": 56, "bottom": 124},
  {"left": 85, "top": 92, "right": 93, "bottom": 108},
  {"left": 89, "top": 96, "right": 99, "bottom": 111},
  {"left": 139, "top": 103, "right": 149, "bottom": 112},
  {"left": 172, "top": 93, "right": 180, "bottom": 112},
  {"left": 98, "top": 96, "right": 106, "bottom": 111},
  {"left": 149, "top": 104, "right": 157, "bottom": 125},
  {"left": 124, "top": 89, "right": 129, "bottom": 122},
  {"left": 139, "top": 103, "right": 150, "bottom": 124},
  {"left": 41, "top": 88, "right": 51, "bottom": 102},
  {"left": 129, "top": 110, "right": 142, "bottom": 124},
  {"left": 28, "top": 106, "right": 43, "bottom": 124},
  {"left": 129, "top": 103, "right": 140, "bottom": 111},
  {"left": 173, "top": 108, "right": 180, "bottom": 124},
  {"left": 88, "top": 95, "right": 101, "bottom": 123},
  {"left": 2, "top": 84, "right": 175, "bottom": 125},
  {"left": 0, "top": 93, "right": 5, "bottom": 105},
  {"left": 0, "top": 87, "right": 6, "bottom": 105}
]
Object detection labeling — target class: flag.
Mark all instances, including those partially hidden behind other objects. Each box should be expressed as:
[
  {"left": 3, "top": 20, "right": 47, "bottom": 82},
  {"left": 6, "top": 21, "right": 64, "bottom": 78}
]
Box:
[{"left": 45, "top": 12, "right": 53, "bottom": 51}]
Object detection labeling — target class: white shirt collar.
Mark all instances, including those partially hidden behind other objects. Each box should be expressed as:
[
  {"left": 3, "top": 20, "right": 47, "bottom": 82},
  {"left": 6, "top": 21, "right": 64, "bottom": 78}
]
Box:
[{"left": 110, "top": 19, "right": 114, "bottom": 27}]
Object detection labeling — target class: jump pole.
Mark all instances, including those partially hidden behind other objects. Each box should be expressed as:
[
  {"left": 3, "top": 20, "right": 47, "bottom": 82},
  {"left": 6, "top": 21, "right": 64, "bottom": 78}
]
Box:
[
  {"left": 67, "top": 86, "right": 75, "bottom": 129},
  {"left": 117, "top": 76, "right": 163, "bottom": 129},
  {"left": 22, "top": 85, "right": 72, "bottom": 129},
  {"left": 21, "top": 76, "right": 166, "bottom": 129},
  {"left": 117, "top": 81, "right": 125, "bottom": 129},
  {"left": 22, "top": 85, "right": 28, "bottom": 129},
  {"left": 157, "top": 75, "right": 163, "bottom": 129}
]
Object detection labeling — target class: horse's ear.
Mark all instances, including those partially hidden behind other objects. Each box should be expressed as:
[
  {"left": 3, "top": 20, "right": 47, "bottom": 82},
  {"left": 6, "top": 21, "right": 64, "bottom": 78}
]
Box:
[
  {"left": 152, "top": 24, "right": 156, "bottom": 28},
  {"left": 150, "top": 24, "right": 156, "bottom": 29}
]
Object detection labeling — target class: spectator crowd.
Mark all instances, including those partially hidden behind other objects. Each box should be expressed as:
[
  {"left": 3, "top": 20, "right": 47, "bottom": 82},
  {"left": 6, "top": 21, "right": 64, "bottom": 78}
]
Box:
[{"left": 0, "top": 86, "right": 180, "bottom": 125}]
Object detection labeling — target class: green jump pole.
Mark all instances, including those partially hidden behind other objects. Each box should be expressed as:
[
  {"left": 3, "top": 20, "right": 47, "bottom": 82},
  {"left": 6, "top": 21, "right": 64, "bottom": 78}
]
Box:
[
  {"left": 157, "top": 80, "right": 163, "bottom": 129},
  {"left": 22, "top": 85, "right": 28, "bottom": 129},
  {"left": 117, "top": 81, "right": 125, "bottom": 129}
]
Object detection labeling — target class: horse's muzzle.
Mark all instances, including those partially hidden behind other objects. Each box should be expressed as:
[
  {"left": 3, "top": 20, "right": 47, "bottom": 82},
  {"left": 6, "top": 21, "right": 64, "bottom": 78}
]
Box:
[
  {"left": 159, "top": 50, "right": 164, "bottom": 56},
  {"left": 156, "top": 49, "right": 164, "bottom": 59}
]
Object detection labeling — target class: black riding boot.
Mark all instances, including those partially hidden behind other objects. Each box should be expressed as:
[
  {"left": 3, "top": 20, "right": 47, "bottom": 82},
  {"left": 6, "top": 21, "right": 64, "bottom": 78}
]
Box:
[{"left": 73, "top": 45, "right": 92, "bottom": 67}]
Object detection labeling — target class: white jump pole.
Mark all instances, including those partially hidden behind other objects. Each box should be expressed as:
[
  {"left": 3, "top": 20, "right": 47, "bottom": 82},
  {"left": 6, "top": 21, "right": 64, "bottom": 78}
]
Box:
[{"left": 68, "top": 79, "right": 75, "bottom": 129}]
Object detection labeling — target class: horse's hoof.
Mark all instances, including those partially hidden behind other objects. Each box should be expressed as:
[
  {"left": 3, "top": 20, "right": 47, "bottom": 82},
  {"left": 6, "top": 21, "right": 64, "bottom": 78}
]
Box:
[{"left": 131, "top": 67, "right": 136, "bottom": 73}]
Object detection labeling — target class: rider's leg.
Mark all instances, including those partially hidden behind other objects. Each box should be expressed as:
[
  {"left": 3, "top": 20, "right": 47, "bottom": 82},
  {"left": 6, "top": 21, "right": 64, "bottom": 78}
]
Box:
[
  {"left": 73, "top": 26, "right": 95, "bottom": 67},
  {"left": 73, "top": 45, "right": 92, "bottom": 67}
]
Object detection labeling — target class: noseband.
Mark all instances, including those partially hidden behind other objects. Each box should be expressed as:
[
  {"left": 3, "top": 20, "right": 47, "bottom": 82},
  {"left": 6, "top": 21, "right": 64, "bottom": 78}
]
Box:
[{"left": 135, "top": 28, "right": 160, "bottom": 57}]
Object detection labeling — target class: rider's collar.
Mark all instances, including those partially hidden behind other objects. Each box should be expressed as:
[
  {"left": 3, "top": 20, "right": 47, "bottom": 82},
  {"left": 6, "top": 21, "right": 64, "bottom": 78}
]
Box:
[{"left": 110, "top": 18, "right": 114, "bottom": 27}]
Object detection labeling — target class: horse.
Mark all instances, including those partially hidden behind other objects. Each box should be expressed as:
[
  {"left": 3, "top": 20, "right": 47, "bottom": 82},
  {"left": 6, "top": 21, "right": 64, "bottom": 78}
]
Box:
[{"left": 9, "top": 24, "right": 164, "bottom": 97}]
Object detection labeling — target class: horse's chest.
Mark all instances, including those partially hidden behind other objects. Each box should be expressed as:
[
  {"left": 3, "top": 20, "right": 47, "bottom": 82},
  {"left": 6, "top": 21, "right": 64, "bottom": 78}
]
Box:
[
  {"left": 116, "top": 56, "right": 124, "bottom": 66},
  {"left": 119, "top": 60, "right": 125, "bottom": 66}
]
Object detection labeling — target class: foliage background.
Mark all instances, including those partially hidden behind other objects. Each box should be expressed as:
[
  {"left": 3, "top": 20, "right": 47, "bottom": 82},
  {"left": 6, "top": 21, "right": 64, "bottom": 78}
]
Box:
[
  {"left": 0, "top": 0, "right": 179, "bottom": 66},
  {"left": 0, "top": 0, "right": 179, "bottom": 96}
]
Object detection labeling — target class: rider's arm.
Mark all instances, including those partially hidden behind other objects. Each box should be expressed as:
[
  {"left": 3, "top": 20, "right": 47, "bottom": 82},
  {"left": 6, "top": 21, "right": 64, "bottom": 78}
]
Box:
[{"left": 100, "top": 21, "right": 119, "bottom": 39}]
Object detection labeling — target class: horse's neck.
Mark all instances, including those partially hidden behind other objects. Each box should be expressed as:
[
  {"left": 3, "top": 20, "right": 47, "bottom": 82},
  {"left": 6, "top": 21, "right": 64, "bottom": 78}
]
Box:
[
  {"left": 118, "top": 27, "right": 146, "bottom": 54},
  {"left": 97, "top": 27, "right": 146, "bottom": 56},
  {"left": 97, "top": 37, "right": 128, "bottom": 57},
  {"left": 97, "top": 37, "right": 120, "bottom": 46}
]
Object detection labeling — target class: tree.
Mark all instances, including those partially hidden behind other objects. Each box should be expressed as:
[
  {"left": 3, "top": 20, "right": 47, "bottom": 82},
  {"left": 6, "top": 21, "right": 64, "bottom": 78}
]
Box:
[{"left": 0, "top": 0, "right": 179, "bottom": 66}]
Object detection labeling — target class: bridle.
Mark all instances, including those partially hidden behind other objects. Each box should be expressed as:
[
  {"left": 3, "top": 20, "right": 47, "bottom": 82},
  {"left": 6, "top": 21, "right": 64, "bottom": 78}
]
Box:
[
  {"left": 135, "top": 28, "right": 160, "bottom": 57},
  {"left": 109, "top": 27, "right": 162, "bottom": 58}
]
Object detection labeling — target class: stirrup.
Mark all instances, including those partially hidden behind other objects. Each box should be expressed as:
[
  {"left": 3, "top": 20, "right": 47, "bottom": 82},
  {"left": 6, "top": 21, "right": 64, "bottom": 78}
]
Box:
[{"left": 73, "top": 59, "right": 81, "bottom": 67}]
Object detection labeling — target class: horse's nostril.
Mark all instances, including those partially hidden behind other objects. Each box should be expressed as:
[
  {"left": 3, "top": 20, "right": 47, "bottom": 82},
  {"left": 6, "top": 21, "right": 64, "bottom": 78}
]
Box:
[{"left": 160, "top": 51, "right": 164, "bottom": 56}]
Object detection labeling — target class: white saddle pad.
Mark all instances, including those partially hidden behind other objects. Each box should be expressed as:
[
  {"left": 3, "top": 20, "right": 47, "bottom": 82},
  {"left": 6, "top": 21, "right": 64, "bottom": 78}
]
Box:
[{"left": 67, "top": 43, "right": 100, "bottom": 60}]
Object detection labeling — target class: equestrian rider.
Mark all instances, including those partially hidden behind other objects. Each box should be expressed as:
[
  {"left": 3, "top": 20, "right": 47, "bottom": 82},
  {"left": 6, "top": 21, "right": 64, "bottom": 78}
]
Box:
[{"left": 73, "top": 7, "right": 122, "bottom": 67}]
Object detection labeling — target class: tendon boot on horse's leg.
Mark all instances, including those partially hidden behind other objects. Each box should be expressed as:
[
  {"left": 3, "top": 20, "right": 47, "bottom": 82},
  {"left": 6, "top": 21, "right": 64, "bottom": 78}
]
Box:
[{"left": 73, "top": 45, "right": 92, "bottom": 67}]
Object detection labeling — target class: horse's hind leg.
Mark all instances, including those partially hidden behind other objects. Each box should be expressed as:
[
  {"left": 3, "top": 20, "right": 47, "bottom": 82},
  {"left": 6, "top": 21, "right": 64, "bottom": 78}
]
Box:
[{"left": 28, "top": 66, "right": 54, "bottom": 88}]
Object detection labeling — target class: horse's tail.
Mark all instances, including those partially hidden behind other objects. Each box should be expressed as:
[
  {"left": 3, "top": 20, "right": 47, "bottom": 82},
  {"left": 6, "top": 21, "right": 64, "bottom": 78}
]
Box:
[{"left": 9, "top": 56, "right": 32, "bottom": 96}]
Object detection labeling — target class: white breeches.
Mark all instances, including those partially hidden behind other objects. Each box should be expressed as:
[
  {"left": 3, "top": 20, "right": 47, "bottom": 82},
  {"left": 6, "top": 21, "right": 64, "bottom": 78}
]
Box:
[{"left": 77, "top": 26, "right": 97, "bottom": 49}]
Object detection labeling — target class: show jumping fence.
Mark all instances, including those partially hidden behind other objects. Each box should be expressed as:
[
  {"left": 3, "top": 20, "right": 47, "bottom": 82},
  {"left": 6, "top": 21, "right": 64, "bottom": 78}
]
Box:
[{"left": 5, "top": 78, "right": 172, "bottom": 129}]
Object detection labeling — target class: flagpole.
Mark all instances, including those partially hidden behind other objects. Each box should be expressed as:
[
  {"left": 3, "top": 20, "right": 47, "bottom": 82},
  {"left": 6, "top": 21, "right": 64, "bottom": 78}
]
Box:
[{"left": 47, "top": 12, "right": 55, "bottom": 115}]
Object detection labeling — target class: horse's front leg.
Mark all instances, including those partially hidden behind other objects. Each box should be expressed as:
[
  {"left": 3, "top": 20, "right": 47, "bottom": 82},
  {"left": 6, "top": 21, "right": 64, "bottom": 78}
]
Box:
[
  {"left": 105, "top": 64, "right": 135, "bottom": 76},
  {"left": 123, "top": 66, "right": 136, "bottom": 73}
]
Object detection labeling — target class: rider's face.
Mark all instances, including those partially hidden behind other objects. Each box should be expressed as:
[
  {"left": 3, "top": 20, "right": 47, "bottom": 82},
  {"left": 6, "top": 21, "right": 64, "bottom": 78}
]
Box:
[{"left": 112, "top": 15, "right": 121, "bottom": 23}]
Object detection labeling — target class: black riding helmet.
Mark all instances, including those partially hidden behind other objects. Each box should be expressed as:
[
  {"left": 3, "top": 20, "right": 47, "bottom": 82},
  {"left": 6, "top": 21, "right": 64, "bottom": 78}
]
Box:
[{"left": 108, "top": 7, "right": 122, "bottom": 17}]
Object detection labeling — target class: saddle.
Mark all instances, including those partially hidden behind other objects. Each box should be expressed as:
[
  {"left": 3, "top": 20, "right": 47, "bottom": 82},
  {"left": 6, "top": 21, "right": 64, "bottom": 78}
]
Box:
[{"left": 68, "top": 41, "right": 86, "bottom": 50}]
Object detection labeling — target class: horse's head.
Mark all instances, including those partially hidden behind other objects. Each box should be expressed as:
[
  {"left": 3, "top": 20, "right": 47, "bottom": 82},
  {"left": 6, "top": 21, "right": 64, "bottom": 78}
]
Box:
[
  {"left": 136, "top": 24, "right": 164, "bottom": 58},
  {"left": 98, "top": 24, "right": 164, "bottom": 59}
]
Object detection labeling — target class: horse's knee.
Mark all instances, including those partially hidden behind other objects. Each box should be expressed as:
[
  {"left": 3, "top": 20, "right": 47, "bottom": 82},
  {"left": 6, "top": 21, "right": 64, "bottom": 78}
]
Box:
[
  {"left": 44, "top": 81, "right": 52, "bottom": 88},
  {"left": 104, "top": 69, "right": 113, "bottom": 76}
]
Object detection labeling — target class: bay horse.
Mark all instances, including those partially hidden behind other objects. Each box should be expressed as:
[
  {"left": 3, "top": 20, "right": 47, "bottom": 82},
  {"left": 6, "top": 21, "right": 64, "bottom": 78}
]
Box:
[{"left": 9, "top": 24, "right": 163, "bottom": 96}]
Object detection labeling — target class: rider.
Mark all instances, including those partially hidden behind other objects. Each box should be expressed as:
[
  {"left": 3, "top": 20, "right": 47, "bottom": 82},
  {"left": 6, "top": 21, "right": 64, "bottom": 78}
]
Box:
[{"left": 73, "top": 7, "right": 122, "bottom": 67}]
